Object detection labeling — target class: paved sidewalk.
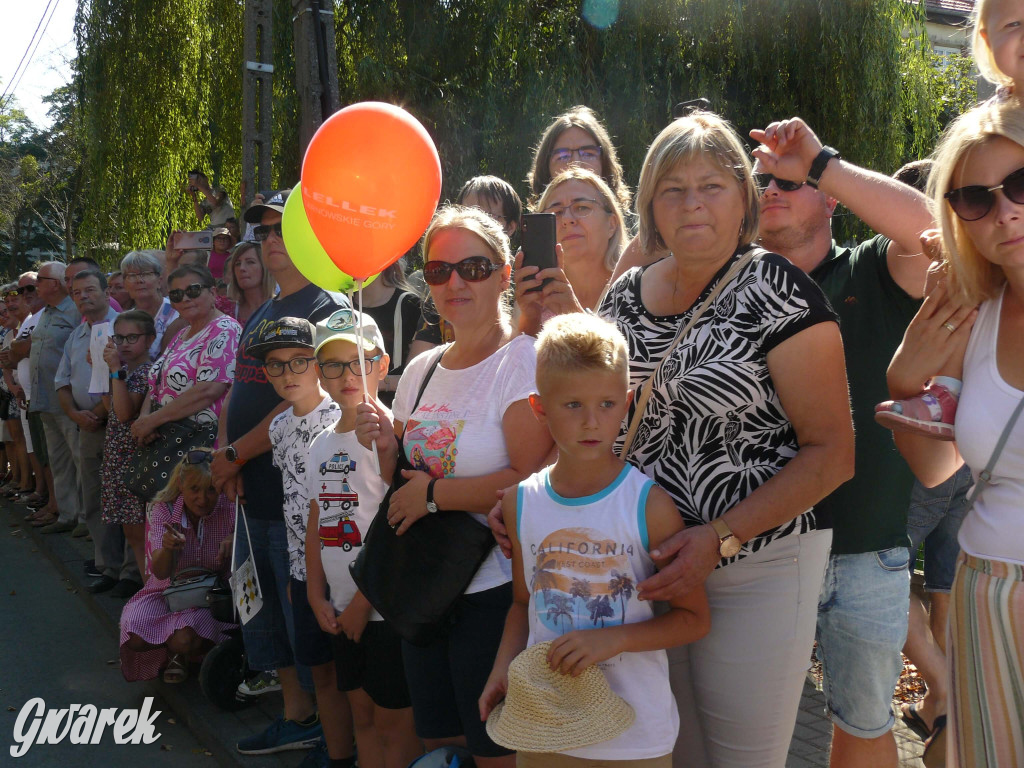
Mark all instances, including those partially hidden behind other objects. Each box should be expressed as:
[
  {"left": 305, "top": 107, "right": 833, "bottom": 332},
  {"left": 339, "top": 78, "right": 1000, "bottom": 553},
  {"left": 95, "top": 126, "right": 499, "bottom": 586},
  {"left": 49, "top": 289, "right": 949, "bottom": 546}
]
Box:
[{"left": 5, "top": 498, "right": 930, "bottom": 767}]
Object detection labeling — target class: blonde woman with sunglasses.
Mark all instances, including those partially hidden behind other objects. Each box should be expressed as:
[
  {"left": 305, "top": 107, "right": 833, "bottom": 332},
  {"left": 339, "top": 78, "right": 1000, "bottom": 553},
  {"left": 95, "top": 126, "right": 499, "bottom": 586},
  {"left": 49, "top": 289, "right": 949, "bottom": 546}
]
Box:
[
  {"left": 888, "top": 100, "right": 1024, "bottom": 767},
  {"left": 358, "top": 205, "right": 552, "bottom": 768}
]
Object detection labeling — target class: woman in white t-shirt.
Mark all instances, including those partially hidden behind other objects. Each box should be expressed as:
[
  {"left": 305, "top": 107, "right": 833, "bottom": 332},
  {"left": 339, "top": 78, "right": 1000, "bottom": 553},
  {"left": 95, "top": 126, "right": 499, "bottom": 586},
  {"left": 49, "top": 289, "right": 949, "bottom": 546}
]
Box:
[
  {"left": 381, "top": 206, "right": 552, "bottom": 768},
  {"left": 888, "top": 101, "right": 1024, "bottom": 766}
]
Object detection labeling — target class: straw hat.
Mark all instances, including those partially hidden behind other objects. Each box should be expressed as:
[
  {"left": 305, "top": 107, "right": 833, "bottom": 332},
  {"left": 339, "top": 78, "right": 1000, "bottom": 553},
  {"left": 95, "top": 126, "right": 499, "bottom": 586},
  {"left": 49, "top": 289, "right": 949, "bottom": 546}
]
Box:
[{"left": 486, "top": 641, "right": 635, "bottom": 752}]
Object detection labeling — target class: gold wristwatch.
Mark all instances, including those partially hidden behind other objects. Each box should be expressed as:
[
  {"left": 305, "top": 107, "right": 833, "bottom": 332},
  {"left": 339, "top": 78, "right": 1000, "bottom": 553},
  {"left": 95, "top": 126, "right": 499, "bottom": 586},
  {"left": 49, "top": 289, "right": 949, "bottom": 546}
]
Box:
[{"left": 710, "top": 518, "right": 742, "bottom": 558}]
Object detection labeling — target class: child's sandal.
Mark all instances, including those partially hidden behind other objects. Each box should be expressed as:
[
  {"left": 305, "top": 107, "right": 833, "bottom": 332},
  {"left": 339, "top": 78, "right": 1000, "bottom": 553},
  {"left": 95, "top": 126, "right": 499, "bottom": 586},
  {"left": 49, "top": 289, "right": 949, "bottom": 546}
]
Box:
[
  {"left": 874, "top": 382, "right": 958, "bottom": 440},
  {"left": 162, "top": 654, "right": 188, "bottom": 684}
]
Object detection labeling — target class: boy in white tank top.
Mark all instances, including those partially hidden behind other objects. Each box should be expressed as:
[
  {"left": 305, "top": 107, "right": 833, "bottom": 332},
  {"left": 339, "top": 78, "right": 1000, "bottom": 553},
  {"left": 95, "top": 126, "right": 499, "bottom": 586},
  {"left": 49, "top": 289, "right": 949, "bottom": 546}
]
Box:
[{"left": 479, "top": 313, "right": 710, "bottom": 768}]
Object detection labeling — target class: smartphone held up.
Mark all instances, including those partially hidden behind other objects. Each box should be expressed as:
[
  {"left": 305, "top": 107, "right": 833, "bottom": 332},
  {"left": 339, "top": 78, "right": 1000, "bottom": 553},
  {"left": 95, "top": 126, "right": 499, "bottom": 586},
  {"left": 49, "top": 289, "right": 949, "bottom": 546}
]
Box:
[{"left": 519, "top": 212, "right": 557, "bottom": 292}]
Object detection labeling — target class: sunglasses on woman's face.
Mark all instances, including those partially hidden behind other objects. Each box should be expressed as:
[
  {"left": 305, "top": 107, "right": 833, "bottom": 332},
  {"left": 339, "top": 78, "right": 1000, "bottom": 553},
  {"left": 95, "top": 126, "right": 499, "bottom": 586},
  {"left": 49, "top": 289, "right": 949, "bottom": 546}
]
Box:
[
  {"left": 754, "top": 173, "right": 804, "bottom": 193},
  {"left": 168, "top": 283, "right": 208, "bottom": 303},
  {"left": 422, "top": 256, "right": 503, "bottom": 286},
  {"left": 944, "top": 166, "right": 1024, "bottom": 221}
]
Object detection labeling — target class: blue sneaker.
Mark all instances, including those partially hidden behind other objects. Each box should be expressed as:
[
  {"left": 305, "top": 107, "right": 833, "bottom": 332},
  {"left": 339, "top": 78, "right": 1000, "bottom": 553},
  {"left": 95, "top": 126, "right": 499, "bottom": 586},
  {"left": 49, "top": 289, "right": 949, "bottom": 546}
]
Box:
[
  {"left": 297, "top": 738, "right": 329, "bottom": 767},
  {"left": 236, "top": 715, "right": 323, "bottom": 754}
]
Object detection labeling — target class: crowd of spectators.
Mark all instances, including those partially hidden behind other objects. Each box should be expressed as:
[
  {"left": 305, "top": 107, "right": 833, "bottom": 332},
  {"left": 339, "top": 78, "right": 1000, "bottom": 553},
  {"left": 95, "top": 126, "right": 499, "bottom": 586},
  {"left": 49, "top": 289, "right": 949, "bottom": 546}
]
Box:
[{"left": 5, "top": 4, "right": 1024, "bottom": 766}]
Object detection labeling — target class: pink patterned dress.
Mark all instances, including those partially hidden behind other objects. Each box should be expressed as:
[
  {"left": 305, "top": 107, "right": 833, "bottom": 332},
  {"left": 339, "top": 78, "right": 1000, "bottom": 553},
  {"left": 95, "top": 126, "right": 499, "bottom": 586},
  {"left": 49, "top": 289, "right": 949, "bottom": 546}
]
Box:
[
  {"left": 148, "top": 314, "right": 240, "bottom": 425},
  {"left": 118, "top": 495, "right": 236, "bottom": 681}
]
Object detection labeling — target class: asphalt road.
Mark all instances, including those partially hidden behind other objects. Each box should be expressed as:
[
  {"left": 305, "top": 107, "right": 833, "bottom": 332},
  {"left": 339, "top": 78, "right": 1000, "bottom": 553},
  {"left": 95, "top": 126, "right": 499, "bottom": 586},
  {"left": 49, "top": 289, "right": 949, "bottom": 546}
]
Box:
[{"left": 0, "top": 515, "right": 213, "bottom": 766}]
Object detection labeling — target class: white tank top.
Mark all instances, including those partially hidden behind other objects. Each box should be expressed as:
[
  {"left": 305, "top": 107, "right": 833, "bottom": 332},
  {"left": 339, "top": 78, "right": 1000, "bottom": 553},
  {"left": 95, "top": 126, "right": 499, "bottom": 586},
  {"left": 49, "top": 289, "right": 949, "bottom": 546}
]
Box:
[
  {"left": 956, "top": 286, "right": 1024, "bottom": 565},
  {"left": 516, "top": 464, "right": 679, "bottom": 760}
]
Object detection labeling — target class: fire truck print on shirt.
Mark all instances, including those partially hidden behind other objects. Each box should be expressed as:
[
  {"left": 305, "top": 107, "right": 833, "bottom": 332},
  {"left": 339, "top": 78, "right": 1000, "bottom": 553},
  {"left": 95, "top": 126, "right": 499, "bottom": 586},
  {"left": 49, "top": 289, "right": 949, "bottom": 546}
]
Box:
[{"left": 305, "top": 425, "right": 389, "bottom": 615}]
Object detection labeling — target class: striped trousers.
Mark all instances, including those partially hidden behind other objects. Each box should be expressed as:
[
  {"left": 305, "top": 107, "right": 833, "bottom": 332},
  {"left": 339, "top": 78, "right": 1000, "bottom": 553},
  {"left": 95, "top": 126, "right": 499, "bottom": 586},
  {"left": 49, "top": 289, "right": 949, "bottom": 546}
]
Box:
[{"left": 948, "top": 553, "right": 1024, "bottom": 767}]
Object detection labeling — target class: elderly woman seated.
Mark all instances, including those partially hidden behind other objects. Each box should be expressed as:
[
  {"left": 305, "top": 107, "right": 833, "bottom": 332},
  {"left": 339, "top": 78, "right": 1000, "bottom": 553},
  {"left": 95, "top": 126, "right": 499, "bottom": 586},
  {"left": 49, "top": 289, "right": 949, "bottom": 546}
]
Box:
[{"left": 118, "top": 450, "right": 235, "bottom": 684}]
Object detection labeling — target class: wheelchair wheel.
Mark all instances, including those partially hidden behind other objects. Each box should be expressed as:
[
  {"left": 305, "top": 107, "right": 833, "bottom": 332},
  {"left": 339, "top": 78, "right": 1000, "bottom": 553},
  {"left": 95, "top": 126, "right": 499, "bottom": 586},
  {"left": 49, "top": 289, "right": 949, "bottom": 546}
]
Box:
[{"left": 199, "top": 634, "right": 253, "bottom": 711}]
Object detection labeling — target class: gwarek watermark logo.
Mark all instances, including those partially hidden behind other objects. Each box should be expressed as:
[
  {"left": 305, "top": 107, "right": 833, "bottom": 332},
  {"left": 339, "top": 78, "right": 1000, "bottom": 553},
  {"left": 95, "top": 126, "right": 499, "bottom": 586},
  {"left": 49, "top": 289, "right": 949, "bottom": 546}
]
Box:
[{"left": 9, "top": 697, "right": 162, "bottom": 757}]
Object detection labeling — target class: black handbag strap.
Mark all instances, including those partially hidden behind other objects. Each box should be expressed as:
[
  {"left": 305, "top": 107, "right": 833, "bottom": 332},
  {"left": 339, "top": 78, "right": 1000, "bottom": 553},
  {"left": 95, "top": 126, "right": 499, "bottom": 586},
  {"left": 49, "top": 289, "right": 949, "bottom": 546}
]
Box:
[
  {"left": 966, "top": 393, "right": 1024, "bottom": 506},
  {"left": 398, "top": 343, "right": 450, "bottom": 450},
  {"left": 410, "top": 344, "right": 449, "bottom": 413}
]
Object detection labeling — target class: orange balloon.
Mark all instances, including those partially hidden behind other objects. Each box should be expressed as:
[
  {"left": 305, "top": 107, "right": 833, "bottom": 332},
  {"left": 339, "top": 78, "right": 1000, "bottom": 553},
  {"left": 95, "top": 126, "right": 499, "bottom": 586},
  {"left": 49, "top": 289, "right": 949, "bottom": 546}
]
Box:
[{"left": 301, "top": 102, "right": 442, "bottom": 279}]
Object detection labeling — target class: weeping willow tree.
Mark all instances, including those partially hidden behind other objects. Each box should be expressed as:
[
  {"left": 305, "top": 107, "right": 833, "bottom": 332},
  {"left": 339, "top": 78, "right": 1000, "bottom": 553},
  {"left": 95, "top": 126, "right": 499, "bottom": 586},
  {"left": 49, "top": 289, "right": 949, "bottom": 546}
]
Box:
[
  {"left": 74, "top": 0, "right": 244, "bottom": 260},
  {"left": 73, "top": 0, "right": 970, "bottom": 258},
  {"left": 334, "top": 0, "right": 963, "bottom": 243}
]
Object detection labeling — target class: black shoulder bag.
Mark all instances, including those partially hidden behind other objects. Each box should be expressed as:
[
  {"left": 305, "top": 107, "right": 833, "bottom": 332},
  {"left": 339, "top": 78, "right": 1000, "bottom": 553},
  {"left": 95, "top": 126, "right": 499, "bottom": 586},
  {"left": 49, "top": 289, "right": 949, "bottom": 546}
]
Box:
[{"left": 349, "top": 345, "right": 498, "bottom": 646}]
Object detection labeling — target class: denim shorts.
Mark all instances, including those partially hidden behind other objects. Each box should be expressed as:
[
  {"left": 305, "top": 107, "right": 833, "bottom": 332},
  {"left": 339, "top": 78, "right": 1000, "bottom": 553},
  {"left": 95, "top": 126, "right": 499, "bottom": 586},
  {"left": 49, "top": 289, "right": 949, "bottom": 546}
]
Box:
[
  {"left": 816, "top": 548, "right": 910, "bottom": 739},
  {"left": 906, "top": 465, "right": 972, "bottom": 593},
  {"left": 234, "top": 517, "right": 313, "bottom": 691}
]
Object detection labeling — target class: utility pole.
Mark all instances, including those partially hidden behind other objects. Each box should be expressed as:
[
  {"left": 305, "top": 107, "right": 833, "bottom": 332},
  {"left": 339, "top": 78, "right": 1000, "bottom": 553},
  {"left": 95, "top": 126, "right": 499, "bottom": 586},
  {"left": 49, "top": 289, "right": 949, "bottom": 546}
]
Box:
[
  {"left": 292, "top": 0, "right": 340, "bottom": 155},
  {"left": 241, "top": 0, "right": 274, "bottom": 210}
]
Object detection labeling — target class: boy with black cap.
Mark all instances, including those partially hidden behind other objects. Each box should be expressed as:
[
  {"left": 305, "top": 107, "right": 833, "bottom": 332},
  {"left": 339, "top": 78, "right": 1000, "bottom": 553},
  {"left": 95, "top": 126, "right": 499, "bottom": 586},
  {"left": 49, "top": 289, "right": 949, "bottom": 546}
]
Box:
[
  {"left": 247, "top": 316, "right": 355, "bottom": 768},
  {"left": 215, "top": 188, "right": 349, "bottom": 759}
]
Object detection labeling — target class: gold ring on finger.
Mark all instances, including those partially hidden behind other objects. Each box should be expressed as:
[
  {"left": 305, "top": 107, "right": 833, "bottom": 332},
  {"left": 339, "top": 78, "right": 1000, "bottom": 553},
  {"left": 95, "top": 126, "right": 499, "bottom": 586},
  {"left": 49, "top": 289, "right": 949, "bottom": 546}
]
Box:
[{"left": 943, "top": 321, "right": 956, "bottom": 333}]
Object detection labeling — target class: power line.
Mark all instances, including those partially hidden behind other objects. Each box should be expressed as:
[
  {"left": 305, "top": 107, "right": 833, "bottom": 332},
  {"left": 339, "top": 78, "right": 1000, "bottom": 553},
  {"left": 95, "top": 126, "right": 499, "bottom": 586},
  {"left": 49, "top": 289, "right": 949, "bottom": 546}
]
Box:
[
  {"left": 0, "top": 0, "right": 55, "bottom": 107},
  {"left": 0, "top": 0, "right": 61, "bottom": 115}
]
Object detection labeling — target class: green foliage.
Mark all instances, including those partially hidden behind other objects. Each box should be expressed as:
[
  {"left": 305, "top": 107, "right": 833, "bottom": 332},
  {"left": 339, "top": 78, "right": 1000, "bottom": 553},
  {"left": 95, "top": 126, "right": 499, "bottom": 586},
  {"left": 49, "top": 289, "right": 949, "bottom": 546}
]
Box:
[
  {"left": 333, "top": 0, "right": 973, "bottom": 244},
  {"left": 69, "top": 0, "right": 979, "bottom": 254},
  {"left": 74, "top": 0, "right": 245, "bottom": 260}
]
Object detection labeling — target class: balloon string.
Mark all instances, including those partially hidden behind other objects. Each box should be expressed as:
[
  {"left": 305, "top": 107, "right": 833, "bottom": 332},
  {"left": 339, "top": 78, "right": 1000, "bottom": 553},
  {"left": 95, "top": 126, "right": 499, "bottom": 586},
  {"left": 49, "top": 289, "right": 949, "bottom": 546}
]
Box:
[{"left": 355, "top": 279, "right": 381, "bottom": 475}]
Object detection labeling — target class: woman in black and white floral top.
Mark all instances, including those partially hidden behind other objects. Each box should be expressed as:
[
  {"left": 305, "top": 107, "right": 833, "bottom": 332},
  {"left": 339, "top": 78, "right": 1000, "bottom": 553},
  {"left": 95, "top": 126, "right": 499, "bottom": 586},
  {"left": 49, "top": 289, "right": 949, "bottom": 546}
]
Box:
[{"left": 506, "top": 110, "right": 854, "bottom": 767}]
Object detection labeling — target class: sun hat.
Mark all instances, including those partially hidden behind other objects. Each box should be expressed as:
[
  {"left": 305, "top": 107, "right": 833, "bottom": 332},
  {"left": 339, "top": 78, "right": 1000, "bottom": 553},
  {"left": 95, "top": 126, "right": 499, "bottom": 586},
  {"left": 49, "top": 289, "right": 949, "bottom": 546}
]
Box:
[
  {"left": 485, "top": 641, "right": 635, "bottom": 753},
  {"left": 314, "top": 308, "right": 386, "bottom": 356}
]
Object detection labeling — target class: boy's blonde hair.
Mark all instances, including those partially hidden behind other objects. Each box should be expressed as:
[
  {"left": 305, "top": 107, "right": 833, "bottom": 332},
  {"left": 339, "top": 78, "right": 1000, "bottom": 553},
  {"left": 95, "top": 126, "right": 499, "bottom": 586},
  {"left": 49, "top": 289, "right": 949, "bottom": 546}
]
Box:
[
  {"left": 535, "top": 313, "right": 629, "bottom": 391},
  {"left": 972, "top": 0, "right": 1013, "bottom": 88}
]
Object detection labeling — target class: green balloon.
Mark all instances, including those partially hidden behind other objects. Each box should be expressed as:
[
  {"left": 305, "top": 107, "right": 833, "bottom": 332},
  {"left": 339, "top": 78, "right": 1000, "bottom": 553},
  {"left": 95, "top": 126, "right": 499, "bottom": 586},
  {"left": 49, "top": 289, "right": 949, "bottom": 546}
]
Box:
[{"left": 282, "top": 182, "right": 377, "bottom": 293}]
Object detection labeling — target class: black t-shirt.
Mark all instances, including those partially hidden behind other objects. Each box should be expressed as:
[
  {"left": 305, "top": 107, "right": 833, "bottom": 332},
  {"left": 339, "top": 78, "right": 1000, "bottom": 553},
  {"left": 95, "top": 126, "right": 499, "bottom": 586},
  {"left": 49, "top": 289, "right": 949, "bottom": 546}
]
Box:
[
  {"left": 810, "top": 235, "right": 921, "bottom": 554},
  {"left": 227, "top": 283, "right": 349, "bottom": 521}
]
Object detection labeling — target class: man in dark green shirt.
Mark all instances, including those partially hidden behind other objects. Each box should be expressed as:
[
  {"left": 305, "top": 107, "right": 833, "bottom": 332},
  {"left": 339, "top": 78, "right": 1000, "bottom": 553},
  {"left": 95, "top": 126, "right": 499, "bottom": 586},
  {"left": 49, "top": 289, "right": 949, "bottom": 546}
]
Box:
[{"left": 752, "top": 117, "right": 932, "bottom": 768}]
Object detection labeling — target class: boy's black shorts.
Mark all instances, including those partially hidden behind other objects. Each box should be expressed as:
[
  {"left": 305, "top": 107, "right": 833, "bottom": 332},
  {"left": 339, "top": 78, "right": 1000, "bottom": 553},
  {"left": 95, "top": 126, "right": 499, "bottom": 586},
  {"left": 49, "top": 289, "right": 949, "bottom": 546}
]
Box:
[{"left": 332, "top": 620, "right": 411, "bottom": 710}]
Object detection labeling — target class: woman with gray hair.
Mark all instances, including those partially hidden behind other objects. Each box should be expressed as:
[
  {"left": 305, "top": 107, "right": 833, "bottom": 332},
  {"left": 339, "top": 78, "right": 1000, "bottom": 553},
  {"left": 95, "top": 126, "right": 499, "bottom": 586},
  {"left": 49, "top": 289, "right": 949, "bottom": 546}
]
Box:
[
  {"left": 120, "top": 250, "right": 185, "bottom": 359},
  {"left": 598, "top": 112, "right": 853, "bottom": 765}
]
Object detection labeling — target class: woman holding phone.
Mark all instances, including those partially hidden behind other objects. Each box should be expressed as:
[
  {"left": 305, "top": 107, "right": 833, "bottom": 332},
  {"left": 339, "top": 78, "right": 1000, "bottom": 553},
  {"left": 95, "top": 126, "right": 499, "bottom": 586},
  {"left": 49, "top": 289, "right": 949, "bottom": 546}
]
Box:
[{"left": 516, "top": 167, "right": 627, "bottom": 334}]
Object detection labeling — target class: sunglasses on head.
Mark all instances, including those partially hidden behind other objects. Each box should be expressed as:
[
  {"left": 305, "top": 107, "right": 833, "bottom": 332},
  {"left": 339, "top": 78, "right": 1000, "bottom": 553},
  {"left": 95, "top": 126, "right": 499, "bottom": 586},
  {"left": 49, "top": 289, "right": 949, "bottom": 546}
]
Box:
[
  {"left": 755, "top": 173, "right": 804, "bottom": 193},
  {"left": 422, "top": 256, "right": 503, "bottom": 286},
  {"left": 184, "top": 449, "right": 213, "bottom": 465},
  {"left": 944, "top": 166, "right": 1024, "bottom": 221},
  {"left": 168, "top": 283, "right": 208, "bottom": 303},
  {"left": 253, "top": 222, "right": 284, "bottom": 242}
]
